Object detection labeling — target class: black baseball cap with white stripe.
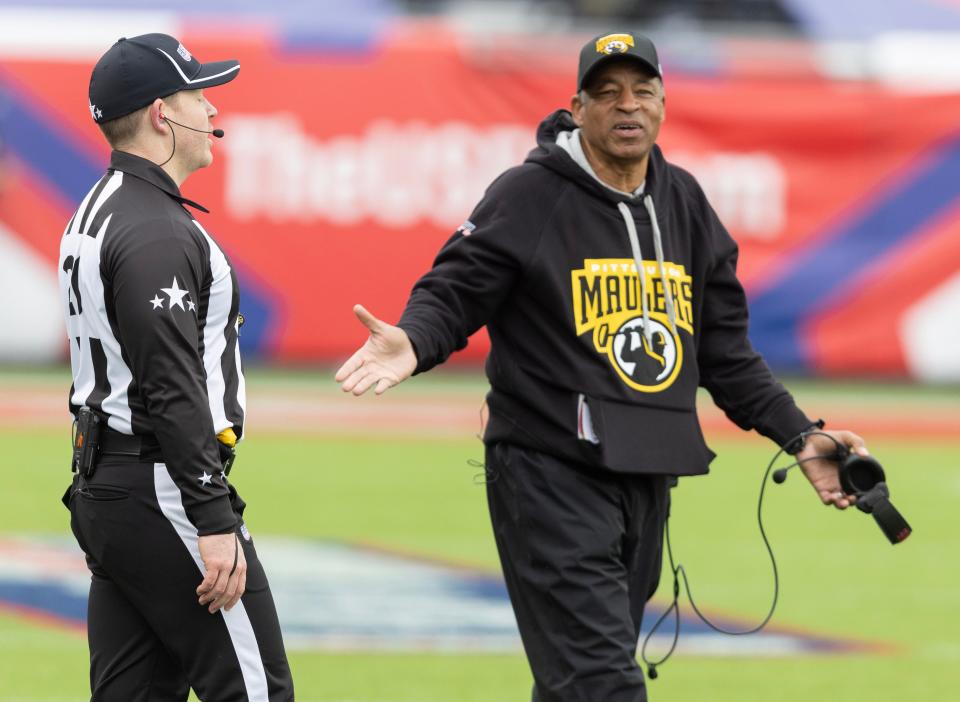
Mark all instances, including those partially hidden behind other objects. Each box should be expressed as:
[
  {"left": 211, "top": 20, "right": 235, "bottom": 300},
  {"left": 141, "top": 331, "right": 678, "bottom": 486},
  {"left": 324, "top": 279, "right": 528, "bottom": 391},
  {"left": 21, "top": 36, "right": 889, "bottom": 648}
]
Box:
[{"left": 88, "top": 33, "right": 240, "bottom": 123}]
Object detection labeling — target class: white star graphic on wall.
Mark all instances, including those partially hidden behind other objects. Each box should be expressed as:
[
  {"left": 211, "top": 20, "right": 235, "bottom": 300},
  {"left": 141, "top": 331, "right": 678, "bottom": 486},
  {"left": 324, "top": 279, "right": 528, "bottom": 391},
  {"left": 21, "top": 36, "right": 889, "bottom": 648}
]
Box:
[
  {"left": 198, "top": 472, "right": 213, "bottom": 486},
  {"left": 150, "top": 295, "right": 164, "bottom": 310},
  {"left": 161, "top": 277, "right": 190, "bottom": 310}
]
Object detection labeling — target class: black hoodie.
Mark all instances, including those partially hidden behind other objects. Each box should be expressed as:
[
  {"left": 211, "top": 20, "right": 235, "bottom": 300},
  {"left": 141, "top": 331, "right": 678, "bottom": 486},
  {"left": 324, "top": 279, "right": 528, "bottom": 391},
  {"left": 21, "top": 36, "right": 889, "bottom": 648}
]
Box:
[{"left": 398, "top": 110, "right": 812, "bottom": 476}]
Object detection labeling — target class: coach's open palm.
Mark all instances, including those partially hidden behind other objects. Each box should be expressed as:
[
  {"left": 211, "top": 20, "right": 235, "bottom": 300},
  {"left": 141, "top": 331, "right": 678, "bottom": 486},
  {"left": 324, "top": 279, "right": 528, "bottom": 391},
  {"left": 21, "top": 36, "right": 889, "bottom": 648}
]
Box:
[{"left": 335, "top": 304, "right": 417, "bottom": 396}]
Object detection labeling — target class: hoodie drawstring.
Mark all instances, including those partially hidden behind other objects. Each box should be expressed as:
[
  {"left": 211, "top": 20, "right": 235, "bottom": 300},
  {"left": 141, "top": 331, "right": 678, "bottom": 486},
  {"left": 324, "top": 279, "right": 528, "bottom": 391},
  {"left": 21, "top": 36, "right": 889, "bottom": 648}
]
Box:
[
  {"left": 644, "top": 195, "right": 678, "bottom": 334},
  {"left": 618, "top": 201, "right": 653, "bottom": 346},
  {"left": 617, "top": 198, "right": 677, "bottom": 345}
]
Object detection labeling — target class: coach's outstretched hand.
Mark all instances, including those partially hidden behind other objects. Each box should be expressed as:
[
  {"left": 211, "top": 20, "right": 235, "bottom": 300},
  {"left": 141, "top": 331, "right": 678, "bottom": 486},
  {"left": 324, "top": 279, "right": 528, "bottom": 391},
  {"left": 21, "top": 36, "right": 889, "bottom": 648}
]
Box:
[
  {"left": 335, "top": 304, "right": 417, "bottom": 396},
  {"left": 797, "top": 430, "right": 868, "bottom": 511}
]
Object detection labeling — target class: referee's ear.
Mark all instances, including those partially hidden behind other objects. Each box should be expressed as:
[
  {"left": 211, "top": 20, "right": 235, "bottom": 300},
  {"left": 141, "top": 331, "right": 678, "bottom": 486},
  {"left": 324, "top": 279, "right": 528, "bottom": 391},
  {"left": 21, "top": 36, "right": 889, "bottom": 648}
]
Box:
[{"left": 149, "top": 98, "right": 168, "bottom": 134}]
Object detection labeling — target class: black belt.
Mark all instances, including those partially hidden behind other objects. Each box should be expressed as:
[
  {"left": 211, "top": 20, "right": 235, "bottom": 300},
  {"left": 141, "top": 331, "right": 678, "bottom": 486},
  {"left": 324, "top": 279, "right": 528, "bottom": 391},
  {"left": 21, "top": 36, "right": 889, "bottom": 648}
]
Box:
[{"left": 98, "top": 428, "right": 163, "bottom": 461}]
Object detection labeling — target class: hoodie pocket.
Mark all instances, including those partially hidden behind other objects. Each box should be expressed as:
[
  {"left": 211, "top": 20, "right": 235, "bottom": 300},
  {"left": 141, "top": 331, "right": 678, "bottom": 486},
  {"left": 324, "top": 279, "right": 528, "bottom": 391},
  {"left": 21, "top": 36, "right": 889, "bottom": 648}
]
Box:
[{"left": 586, "top": 395, "right": 715, "bottom": 476}]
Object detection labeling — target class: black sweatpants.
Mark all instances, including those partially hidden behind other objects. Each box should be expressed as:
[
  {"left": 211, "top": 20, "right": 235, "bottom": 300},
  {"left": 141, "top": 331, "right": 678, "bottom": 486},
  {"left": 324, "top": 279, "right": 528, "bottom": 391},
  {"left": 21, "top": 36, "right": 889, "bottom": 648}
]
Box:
[
  {"left": 486, "top": 443, "right": 670, "bottom": 702},
  {"left": 66, "top": 459, "right": 294, "bottom": 701}
]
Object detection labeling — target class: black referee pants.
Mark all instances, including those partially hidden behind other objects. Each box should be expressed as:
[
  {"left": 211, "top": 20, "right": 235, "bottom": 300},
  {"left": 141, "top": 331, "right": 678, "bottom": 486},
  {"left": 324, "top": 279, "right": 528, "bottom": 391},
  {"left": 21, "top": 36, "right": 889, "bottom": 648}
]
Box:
[
  {"left": 65, "top": 459, "right": 294, "bottom": 701},
  {"left": 486, "top": 443, "right": 670, "bottom": 702}
]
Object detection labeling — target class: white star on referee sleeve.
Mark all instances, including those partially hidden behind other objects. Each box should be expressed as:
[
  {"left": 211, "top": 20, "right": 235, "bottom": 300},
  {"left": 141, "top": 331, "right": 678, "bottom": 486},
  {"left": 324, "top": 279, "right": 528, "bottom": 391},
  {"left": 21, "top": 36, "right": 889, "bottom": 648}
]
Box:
[{"left": 161, "top": 277, "right": 190, "bottom": 310}]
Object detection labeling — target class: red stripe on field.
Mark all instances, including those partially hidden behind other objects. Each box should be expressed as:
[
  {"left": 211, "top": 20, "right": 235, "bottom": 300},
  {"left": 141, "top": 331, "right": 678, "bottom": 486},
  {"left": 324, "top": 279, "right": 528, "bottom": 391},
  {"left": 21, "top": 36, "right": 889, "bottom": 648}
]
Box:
[
  {"left": 0, "top": 601, "right": 85, "bottom": 635},
  {"left": 1, "top": 387, "right": 956, "bottom": 438}
]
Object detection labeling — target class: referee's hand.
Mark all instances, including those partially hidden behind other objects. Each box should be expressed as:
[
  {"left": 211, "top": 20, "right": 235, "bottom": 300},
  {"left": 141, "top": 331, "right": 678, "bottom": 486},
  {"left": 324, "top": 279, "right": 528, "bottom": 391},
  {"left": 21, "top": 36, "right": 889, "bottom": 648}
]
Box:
[{"left": 197, "top": 533, "right": 247, "bottom": 613}]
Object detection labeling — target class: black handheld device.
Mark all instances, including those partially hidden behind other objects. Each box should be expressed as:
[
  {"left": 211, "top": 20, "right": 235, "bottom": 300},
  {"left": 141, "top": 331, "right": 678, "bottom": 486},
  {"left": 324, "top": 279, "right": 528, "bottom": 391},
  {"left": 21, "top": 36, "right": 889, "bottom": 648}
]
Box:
[
  {"left": 71, "top": 407, "right": 103, "bottom": 478},
  {"left": 837, "top": 450, "right": 912, "bottom": 544},
  {"left": 773, "top": 435, "right": 911, "bottom": 544},
  {"left": 641, "top": 428, "right": 912, "bottom": 680}
]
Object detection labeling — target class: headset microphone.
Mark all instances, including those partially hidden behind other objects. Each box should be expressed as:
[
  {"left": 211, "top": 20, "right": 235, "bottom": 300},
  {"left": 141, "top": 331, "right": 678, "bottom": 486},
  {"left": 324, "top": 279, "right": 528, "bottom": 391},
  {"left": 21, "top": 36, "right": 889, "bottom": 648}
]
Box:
[
  {"left": 772, "top": 435, "right": 911, "bottom": 544},
  {"left": 643, "top": 429, "right": 911, "bottom": 681},
  {"left": 160, "top": 113, "right": 224, "bottom": 138}
]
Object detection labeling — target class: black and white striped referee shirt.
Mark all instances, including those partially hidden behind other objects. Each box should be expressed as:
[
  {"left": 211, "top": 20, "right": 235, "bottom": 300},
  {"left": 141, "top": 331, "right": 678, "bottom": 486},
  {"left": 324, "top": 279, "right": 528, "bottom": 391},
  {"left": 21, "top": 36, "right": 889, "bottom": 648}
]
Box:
[{"left": 59, "top": 150, "right": 244, "bottom": 535}]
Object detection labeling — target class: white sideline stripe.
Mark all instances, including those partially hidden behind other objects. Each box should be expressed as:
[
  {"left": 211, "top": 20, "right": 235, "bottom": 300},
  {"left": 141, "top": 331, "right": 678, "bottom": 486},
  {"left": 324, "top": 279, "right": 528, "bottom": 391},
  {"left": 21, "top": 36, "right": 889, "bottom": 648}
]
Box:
[
  {"left": 157, "top": 49, "right": 240, "bottom": 85},
  {"left": 153, "top": 464, "right": 268, "bottom": 701}
]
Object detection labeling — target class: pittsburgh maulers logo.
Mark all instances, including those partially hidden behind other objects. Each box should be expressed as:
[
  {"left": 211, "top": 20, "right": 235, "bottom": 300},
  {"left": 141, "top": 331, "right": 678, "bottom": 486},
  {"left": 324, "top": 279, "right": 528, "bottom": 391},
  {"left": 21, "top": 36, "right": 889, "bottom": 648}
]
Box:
[
  {"left": 595, "top": 33, "right": 635, "bottom": 55},
  {"left": 572, "top": 258, "right": 694, "bottom": 392}
]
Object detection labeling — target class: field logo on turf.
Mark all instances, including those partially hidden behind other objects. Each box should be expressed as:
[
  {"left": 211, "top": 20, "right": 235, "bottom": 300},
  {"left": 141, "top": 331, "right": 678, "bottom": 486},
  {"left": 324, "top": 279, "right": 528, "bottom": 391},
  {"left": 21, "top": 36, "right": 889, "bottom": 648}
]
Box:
[
  {"left": 572, "top": 258, "right": 692, "bottom": 392},
  {"left": 0, "top": 536, "right": 882, "bottom": 656}
]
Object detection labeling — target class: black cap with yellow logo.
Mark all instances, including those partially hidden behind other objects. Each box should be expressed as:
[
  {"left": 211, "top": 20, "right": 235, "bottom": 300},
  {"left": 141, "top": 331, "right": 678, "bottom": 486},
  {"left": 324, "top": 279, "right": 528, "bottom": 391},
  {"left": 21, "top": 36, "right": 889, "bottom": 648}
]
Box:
[{"left": 577, "top": 32, "right": 661, "bottom": 91}]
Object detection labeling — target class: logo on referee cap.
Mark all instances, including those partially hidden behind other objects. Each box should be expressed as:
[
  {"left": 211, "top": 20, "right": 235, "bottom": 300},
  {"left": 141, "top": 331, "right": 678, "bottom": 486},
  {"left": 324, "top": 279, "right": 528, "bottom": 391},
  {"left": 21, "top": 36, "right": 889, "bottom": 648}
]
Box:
[{"left": 176, "top": 43, "right": 192, "bottom": 62}]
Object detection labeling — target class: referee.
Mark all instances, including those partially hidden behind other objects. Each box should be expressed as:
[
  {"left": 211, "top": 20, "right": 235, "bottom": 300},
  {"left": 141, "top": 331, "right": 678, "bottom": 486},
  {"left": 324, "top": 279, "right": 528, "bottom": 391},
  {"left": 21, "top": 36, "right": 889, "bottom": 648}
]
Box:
[{"left": 60, "top": 34, "right": 293, "bottom": 700}]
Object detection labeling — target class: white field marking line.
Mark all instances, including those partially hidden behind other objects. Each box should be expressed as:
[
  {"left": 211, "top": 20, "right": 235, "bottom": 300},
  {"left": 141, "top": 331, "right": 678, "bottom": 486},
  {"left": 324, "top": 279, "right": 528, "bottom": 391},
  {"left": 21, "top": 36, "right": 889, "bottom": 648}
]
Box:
[{"left": 918, "top": 642, "right": 960, "bottom": 660}]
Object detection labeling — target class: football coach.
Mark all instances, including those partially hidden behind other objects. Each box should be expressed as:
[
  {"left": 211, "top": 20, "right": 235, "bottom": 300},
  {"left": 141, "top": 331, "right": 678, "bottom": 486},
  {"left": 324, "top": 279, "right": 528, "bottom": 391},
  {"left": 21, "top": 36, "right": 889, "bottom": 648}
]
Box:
[
  {"left": 336, "top": 31, "right": 868, "bottom": 701},
  {"left": 60, "top": 34, "right": 293, "bottom": 700}
]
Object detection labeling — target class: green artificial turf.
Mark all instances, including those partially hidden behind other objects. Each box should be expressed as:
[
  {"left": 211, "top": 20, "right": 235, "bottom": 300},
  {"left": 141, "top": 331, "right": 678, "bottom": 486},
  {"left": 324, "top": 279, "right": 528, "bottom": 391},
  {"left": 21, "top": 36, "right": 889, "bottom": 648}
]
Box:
[{"left": 0, "top": 369, "right": 956, "bottom": 701}]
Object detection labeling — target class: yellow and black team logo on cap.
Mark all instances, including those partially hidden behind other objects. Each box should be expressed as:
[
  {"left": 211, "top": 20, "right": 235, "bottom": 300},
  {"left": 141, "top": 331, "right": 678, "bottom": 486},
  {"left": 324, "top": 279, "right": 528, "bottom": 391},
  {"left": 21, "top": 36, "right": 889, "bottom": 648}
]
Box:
[
  {"left": 595, "top": 33, "right": 635, "bottom": 55},
  {"left": 571, "top": 258, "right": 693, "bottom": 393}
]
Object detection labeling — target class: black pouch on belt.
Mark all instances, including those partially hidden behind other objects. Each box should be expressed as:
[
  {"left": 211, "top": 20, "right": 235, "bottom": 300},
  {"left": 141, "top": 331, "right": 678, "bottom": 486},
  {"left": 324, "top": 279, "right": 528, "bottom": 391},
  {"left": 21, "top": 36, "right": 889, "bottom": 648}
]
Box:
[
  {"left": 71, "top": 407, "right": 103, "bottom": 478},
  {"left": 218, "top": 440, "right": 237, "bottom": 476}
]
